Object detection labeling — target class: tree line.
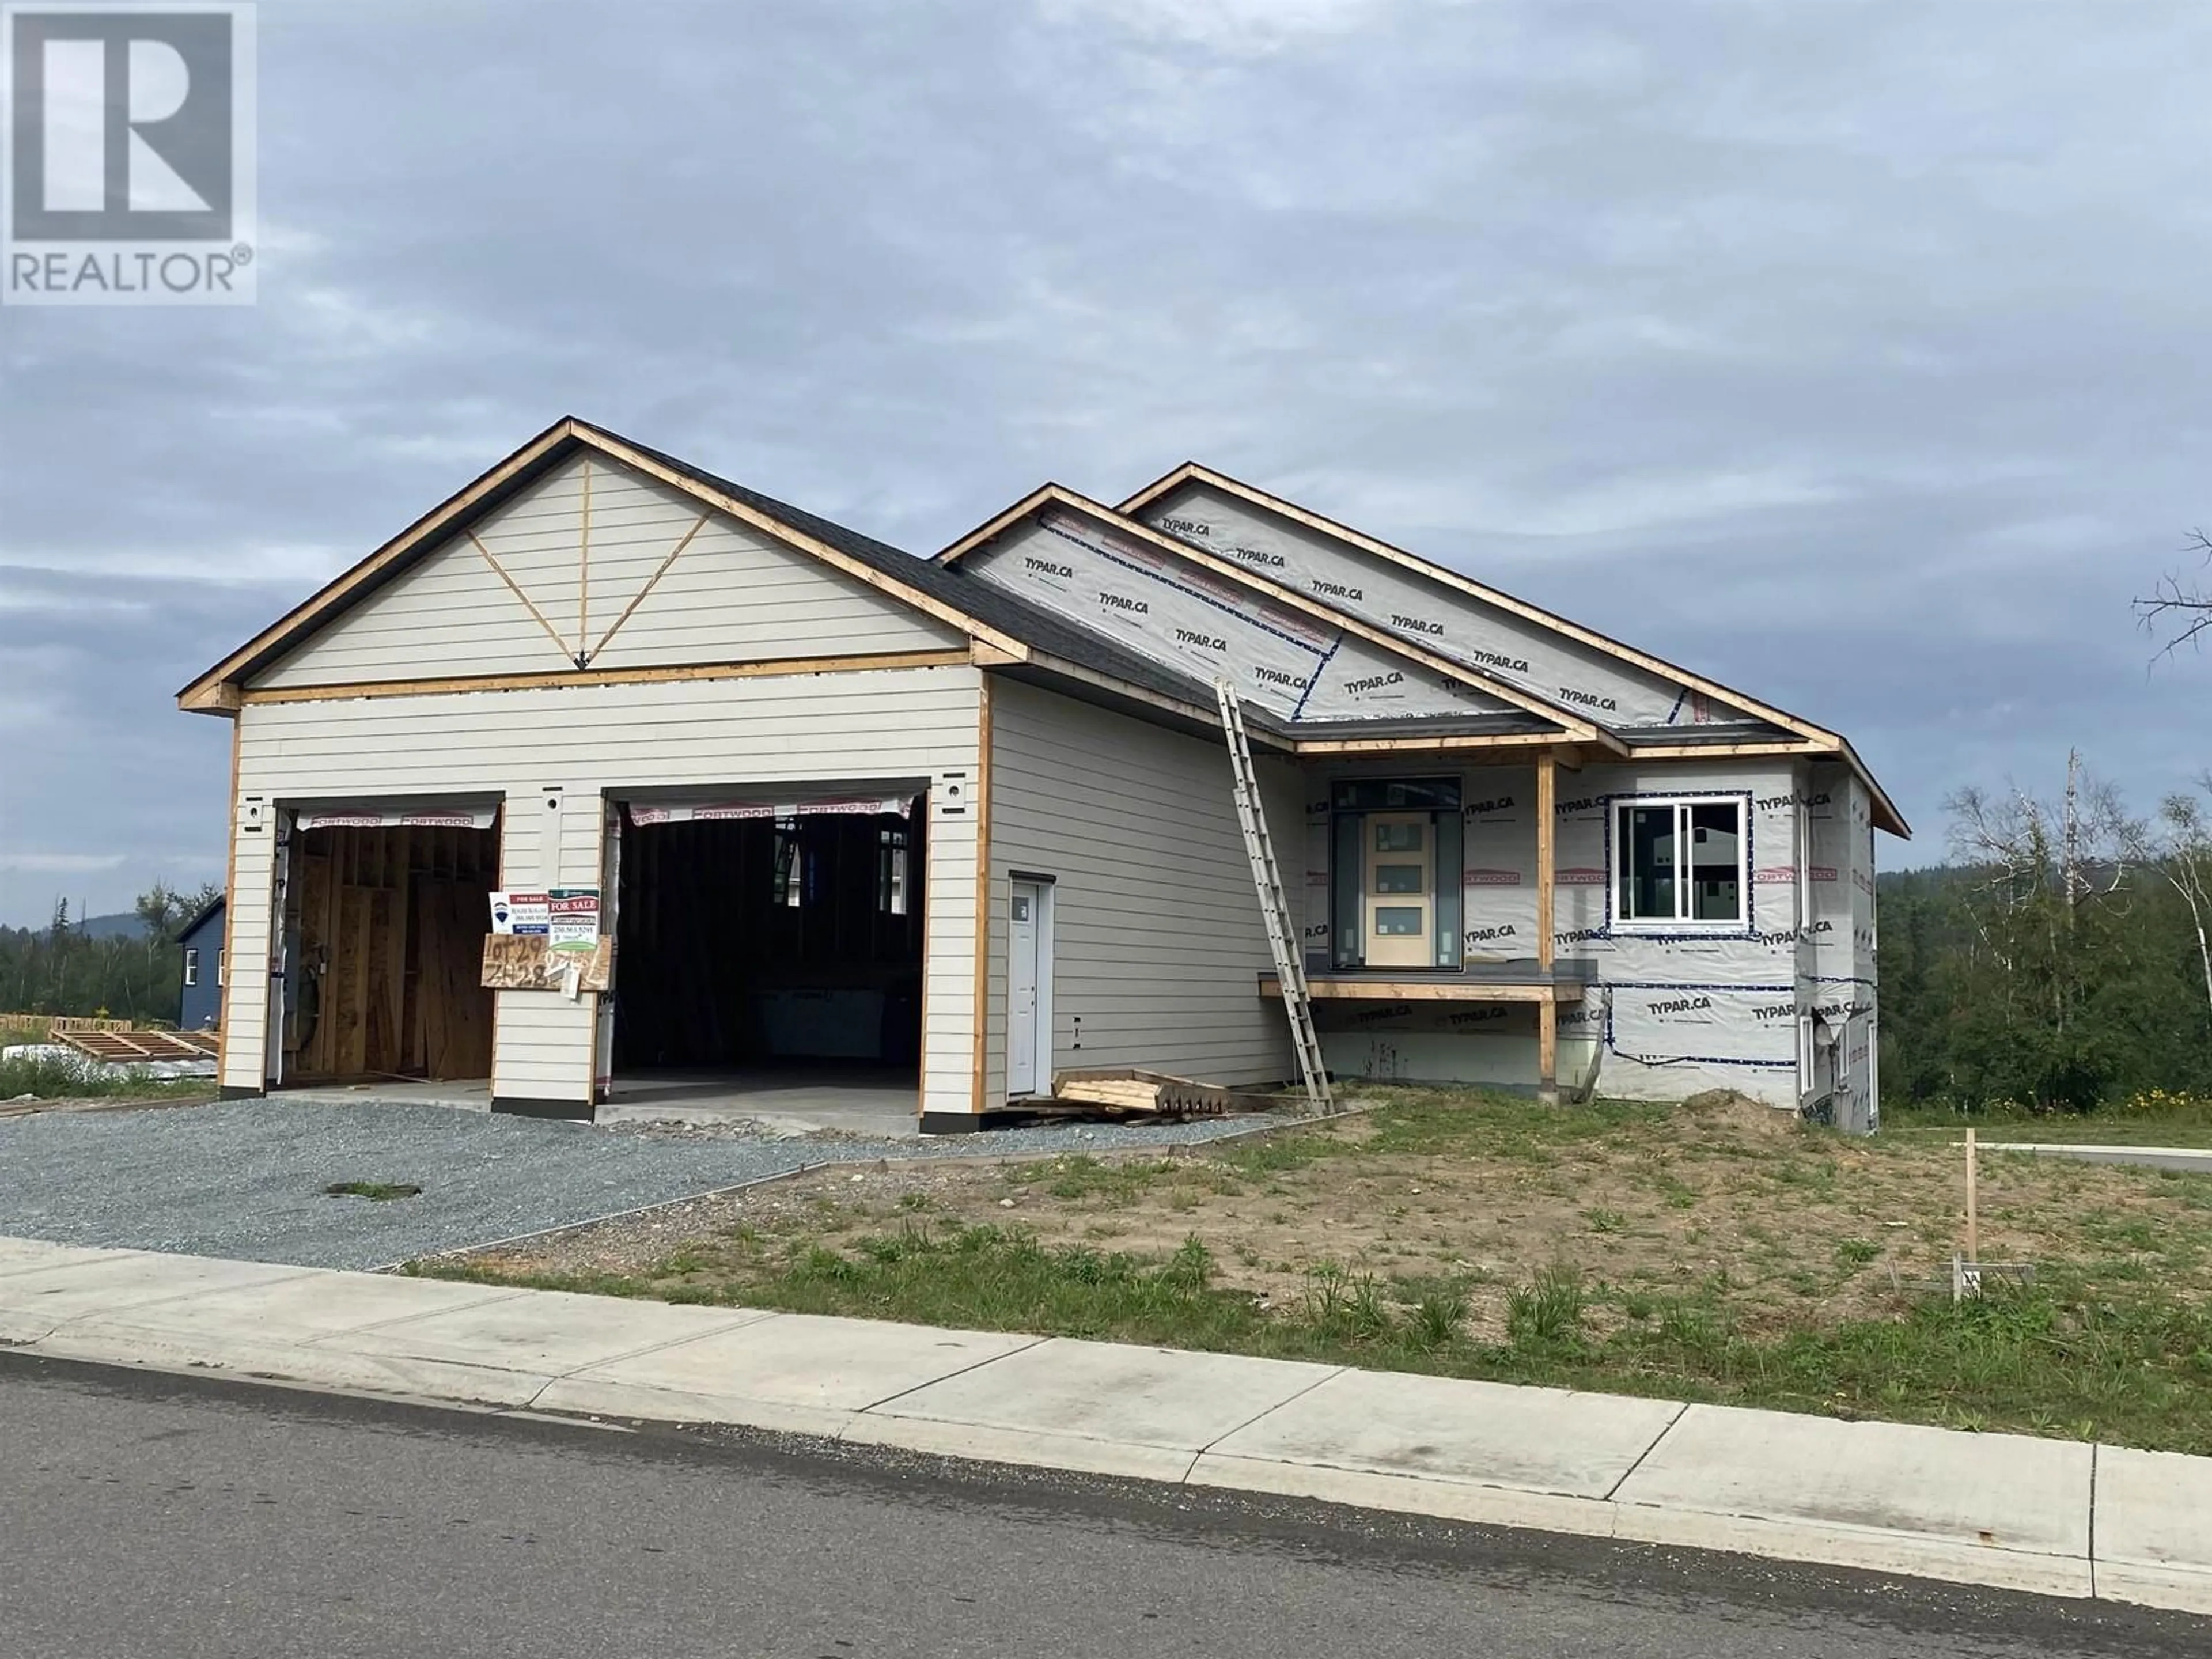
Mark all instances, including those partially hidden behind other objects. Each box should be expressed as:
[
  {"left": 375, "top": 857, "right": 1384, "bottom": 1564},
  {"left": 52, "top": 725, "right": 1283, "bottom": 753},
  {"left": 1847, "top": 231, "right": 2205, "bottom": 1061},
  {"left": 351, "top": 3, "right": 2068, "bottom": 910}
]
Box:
[
  {"left": 0, "top": 882, "right": 222, "bottom": 1027},
  {"left": 1880, "top": 753, "right": 2212, "bottom": 1113}
]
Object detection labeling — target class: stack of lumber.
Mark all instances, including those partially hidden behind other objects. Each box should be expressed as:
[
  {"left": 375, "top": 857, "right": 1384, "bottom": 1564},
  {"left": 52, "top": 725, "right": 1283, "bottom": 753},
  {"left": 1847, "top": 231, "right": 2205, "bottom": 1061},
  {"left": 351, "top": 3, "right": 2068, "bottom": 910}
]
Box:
[
  {"left": 1039, "top": 1069, "right": 1268, "bottom": 1120},
  {"left": 53, "top": 1028, "right": 219, "bottom": 1065}
]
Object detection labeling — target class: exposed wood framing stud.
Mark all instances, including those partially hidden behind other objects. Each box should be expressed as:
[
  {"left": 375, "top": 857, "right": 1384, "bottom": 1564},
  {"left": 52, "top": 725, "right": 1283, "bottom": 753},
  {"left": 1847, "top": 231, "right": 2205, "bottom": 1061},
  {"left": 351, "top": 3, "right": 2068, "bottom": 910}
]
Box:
[
  {"left": 465, "top": 529, "right": 574, "bottom": 664},
  {"left": 1539, "top": 998, "right": 1559, "bottom": 1094},
  {"left": 576, "top": 457, "right": 592, "bottom": 664},
  {"left": 1536, "top": 748, "right": 1556, "bottom": 974},
  {"left": 585, "top": 512, "right": 711, "bottom": 664}
]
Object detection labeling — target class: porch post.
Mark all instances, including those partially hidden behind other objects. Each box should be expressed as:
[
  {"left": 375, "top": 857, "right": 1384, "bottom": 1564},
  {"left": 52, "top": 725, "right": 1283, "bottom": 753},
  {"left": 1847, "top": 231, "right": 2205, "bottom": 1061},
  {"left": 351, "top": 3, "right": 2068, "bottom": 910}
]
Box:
[{"left": 1536, "top": 748, "right": 1558, "bottom": 1102}]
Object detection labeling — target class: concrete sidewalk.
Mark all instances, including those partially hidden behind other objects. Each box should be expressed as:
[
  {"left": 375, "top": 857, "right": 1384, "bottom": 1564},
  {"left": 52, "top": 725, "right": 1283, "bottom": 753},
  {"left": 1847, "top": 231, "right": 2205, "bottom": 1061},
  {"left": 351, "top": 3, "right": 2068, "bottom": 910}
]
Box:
[{"left": 3, "top": 1236, "right": 2209, "bottom": 1616}]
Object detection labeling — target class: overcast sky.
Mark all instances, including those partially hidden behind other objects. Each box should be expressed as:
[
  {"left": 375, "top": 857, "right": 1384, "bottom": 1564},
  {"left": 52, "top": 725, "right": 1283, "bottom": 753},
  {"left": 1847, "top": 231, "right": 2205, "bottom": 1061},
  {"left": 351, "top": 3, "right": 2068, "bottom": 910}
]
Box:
[{"left": 3, "top": 0, "right": 2209, "bottom": 925}]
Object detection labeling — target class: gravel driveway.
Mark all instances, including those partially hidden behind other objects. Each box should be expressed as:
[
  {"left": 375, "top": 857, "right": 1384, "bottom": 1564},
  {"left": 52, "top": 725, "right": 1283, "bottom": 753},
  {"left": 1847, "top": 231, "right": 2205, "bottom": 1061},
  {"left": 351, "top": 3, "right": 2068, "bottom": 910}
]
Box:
[{"left": 0, "top": 1098, "right": 1294, "bottom": 1271}]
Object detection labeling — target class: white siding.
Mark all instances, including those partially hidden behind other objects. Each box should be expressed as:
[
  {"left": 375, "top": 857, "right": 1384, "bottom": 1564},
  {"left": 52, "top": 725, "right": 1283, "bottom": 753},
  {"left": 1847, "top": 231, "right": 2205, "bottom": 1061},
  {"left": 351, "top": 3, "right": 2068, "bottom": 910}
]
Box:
[
  {"left": 218, "top": 665, "right": 984, "bottom": 1113},
  {"left": 253, "top": 456, "right": 958, "bottom": 690},
  {"left": 217, "top": 804, "right": 278, "bottom": 1093},
  {"left": 984, "top": 677, "right": 1300, "bottom": 1097}
]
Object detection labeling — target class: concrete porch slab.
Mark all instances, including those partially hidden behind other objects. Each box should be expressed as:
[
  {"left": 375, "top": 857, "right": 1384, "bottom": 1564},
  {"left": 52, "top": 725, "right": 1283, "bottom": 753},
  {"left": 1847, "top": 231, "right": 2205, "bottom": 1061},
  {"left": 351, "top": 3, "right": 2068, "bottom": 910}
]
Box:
[
  {"left": 1192, "top": 1369, "right": 1683, "bottom": 1533},
  {"left": 1610, "top": 1403, "right": 2095, "bottom": 1596},
  {"left": 321, "top": 1289, "right": 774, "bottom": 1374},
  {"left": 539, "top": 1314, "right": 1039, "bottom": 1439},
  {"left": 2094, "top": 1445, "right": 2212, "bottom": 1614},
  {"left": 847, "top": 1338, "right": 1342, "bottom": 1482}
]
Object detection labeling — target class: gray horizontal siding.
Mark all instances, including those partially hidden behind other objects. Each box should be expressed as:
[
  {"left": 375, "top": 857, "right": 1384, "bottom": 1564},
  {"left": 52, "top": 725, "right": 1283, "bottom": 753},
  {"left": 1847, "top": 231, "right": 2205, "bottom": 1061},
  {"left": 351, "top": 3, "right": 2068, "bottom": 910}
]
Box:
[{"left": 986, "top": 677, "right": 1298, "bottom": 1096}]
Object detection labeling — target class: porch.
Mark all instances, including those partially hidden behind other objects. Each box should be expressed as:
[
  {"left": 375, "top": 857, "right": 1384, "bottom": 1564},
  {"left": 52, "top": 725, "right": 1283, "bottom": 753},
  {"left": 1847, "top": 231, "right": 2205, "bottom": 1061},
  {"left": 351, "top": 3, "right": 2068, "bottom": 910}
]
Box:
[{"left": 1290, "top": 746, "right": 1577, "bottom": 1095}]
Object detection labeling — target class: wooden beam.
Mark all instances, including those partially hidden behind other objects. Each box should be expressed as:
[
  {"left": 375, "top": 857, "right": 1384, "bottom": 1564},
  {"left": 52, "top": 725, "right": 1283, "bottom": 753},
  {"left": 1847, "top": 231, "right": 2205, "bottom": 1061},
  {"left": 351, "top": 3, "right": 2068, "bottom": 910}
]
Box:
[
  {"left": 969, "top": 676, "right": 995, "bottom": 1115},
  {"left": 1290, "top": 732, "right": 1569, "bottom": 757},
  {"left": 1536, "top": 748, "right": 1556, "bottom": 975},
  {"left": 216, "top": 717, "right": 240, "bottom": 1084},
  {"left": 584, "top": 512, "right": 711, "bottom": 664},
  {"left": 1260, "top": 974, "right": 1582, "bottom": 1005},
  {"left": 577, "top": 426, "right": 1038, "bottom": 664},
  {"left": 466, "top": 529, "right": 577, "bottom": 665},
  {"left": 237, "top": 649, "right": 976, "bottom": 705},
  {"left": 1622, "top": 740, "right": 1828, "bottom": 761},
  {"left": 1539, "top": 998, "right": 1559, "bottom": 1099},
  {"left": 576, "top": 457, "right": 592, "bottom": 662},
  {"left": 181, "top": 681, "right": 243, "bottom": 714}
]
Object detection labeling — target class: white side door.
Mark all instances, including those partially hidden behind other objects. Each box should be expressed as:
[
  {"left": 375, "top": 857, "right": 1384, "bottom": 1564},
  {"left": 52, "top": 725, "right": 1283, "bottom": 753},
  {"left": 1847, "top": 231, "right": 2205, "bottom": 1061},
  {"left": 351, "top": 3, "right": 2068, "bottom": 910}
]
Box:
[{"left": 1008, "top": 881, "right": 1041, "bottom": 1096}]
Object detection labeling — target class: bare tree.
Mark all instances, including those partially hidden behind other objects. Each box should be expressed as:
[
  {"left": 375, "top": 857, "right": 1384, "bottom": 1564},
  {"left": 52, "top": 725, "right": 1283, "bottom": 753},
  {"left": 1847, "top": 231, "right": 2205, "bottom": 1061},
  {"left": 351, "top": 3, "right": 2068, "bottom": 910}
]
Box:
[
  {"left": 1947, "top": 752, "right": 2136, "bottom": 1031},
  {"left": 2143, "top": 780, "right": 2212, "bottom": 1024},
  {"left": 2137, "top": 528, "right": 2212, "bottom": 658}
]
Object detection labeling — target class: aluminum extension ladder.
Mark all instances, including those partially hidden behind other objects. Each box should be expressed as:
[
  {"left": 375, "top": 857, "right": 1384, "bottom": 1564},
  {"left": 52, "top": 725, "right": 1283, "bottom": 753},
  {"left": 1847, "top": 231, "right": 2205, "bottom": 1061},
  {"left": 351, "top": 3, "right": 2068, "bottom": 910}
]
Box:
[{"left": 1215, "top": 681, "right": 1335, "bottom": 1113}]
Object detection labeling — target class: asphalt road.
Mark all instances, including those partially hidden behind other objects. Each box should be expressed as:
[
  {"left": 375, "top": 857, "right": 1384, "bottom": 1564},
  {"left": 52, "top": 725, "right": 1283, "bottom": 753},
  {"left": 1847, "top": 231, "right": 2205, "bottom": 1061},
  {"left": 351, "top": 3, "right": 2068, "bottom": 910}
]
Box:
[{"left": 2, "top": 1354, "right": 2204, "bottom": 1659}]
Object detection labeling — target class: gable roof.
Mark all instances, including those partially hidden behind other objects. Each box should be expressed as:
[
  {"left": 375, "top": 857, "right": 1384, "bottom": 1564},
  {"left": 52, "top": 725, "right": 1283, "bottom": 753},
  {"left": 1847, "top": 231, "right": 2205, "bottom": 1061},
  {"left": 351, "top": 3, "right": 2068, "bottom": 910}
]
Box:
[
  {"left": 181, "top": 421, "right": 1559, "bottom": 752},
  {"left": 179, "top": 418, "right": 1039, "bottom": 709},
  {"left": 1105, "top": 461, "right": 1907, "bottom": 836},
  {"left": 937, "top": 483, "right": 1605, "bottom": 745}
]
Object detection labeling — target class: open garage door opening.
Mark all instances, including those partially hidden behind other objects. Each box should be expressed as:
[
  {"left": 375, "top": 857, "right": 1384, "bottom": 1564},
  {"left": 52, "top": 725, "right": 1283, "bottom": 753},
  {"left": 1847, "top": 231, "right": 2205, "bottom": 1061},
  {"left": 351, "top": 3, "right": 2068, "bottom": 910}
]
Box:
[
  {"left": 279, "top": 810, "right": 500, "bottom": 1088},
  {"left": 605, "top": 790, "right": 925, "bottom": 1130}
]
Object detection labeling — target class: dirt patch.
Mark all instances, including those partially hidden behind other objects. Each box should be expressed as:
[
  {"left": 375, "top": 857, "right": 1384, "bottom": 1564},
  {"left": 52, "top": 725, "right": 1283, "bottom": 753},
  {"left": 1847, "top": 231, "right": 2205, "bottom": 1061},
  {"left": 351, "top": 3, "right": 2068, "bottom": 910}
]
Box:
[{"left": 453, "top": 1092, "right": 2212, "bottom": 1343}]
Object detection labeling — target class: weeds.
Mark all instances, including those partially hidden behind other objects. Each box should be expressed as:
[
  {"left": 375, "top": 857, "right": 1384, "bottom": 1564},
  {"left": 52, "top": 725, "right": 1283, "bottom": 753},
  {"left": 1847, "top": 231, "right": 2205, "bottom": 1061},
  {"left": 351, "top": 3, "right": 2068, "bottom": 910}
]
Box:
[{"left": 1506, "top": 1266, "right": 1586, "bottom": 1346}]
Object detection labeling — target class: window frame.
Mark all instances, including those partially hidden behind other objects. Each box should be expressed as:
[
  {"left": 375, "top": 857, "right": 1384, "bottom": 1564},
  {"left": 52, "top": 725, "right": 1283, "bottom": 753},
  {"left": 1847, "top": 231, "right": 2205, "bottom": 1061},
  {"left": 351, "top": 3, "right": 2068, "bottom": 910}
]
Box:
[
  {"left": 1609, "top": 792, "right": 1752, "bottom": 934},
  {"left": 183, "top": 946, "right": 199, "bottom": 988}
]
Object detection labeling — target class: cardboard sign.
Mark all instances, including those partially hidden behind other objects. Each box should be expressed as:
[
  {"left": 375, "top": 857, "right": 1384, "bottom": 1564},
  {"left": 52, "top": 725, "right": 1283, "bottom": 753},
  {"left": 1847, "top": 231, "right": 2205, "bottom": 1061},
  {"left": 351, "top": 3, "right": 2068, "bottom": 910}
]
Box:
[
  {"left": 488, "top": 891, "right": 550, "bottom": 935},
  {"left": 548, "top": 887, "right": 601, "bottom": 953}
]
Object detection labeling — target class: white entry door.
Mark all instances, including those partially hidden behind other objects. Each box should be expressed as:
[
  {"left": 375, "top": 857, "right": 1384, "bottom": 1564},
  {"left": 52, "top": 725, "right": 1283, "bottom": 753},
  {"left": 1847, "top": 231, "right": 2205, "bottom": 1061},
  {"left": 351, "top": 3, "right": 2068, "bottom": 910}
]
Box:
[{"left": 1007, "top": 880, "right": 1050, "bottom": 1097}]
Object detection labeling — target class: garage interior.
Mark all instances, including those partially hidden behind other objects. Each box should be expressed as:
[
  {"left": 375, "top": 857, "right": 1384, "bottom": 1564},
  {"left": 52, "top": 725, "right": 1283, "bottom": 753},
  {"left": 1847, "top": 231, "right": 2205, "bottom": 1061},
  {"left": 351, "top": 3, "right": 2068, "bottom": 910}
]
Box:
[
  {"left": 282, "top": 820, "right": 499, "bottom": 1085},
  {"left": 604, "top": 796, "right": 925, "bottom": 1126}
]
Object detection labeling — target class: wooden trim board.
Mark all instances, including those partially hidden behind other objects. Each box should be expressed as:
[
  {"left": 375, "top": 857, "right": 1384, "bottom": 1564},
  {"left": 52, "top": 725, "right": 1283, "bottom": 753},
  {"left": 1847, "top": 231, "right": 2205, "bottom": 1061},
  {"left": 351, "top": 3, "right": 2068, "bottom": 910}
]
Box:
[
  {"left": 1261, "top": 975, "right": 1585, "bottom": 1005},
  {"left": 1535, "top": 748, "right": 1556, "bottom": 974},
  {"left": 237, "top": 649, "right": 975, "bottom": 705}
]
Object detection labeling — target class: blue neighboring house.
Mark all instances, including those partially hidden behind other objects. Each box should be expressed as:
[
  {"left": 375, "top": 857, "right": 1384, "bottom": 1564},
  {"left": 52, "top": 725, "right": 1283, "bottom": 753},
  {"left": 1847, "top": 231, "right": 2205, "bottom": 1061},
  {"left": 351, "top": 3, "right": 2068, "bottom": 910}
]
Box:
[{"left": 178, "top": 896, "right": 226, "bottom": 1031}]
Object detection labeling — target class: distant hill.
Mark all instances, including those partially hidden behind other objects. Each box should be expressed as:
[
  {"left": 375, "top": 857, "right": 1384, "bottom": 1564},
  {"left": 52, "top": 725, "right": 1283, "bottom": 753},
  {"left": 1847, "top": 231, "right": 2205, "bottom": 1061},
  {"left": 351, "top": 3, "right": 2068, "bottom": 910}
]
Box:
[{"left": 77, "top": 913, "right": 150, "bottom": 941}]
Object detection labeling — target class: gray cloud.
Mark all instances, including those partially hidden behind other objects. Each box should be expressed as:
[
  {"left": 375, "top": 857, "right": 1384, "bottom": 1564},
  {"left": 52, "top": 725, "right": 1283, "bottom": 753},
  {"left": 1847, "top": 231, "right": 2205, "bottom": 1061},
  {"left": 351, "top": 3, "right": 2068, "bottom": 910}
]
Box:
[{"left": 4, "top": 0, "right": 2207, "bottom": 921}]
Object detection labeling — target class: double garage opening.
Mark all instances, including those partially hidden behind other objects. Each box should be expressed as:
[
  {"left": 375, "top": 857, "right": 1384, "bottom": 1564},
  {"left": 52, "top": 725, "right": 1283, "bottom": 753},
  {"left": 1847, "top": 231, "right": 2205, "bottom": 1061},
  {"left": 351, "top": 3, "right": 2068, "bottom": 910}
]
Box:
[{"left": 270, "top": 789, "right": 927, "bottom": 1120}]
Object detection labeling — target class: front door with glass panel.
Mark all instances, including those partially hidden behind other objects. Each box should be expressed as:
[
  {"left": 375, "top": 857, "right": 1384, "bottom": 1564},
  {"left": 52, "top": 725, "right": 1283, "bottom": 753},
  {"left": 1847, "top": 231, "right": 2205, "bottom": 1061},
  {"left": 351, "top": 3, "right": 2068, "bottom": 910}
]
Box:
[{"left": 1363, "top": 813, "right": 1433, "bottom": 968}]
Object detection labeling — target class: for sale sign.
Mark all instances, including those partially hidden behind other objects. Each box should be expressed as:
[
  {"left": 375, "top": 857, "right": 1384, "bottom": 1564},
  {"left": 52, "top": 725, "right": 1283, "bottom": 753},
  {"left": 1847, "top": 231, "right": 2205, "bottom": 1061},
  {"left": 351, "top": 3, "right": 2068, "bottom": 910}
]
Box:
[
  {"left": 548, "top": 887, "right": 600, "bottom": 953},
  {"left": 488, "top": 891, "right": 550, "bottom": 935}
]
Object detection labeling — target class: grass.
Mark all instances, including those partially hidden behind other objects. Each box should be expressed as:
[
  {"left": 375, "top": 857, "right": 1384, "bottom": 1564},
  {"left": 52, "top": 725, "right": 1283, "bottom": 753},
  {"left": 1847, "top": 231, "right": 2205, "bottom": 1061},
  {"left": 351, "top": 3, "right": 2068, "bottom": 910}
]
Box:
[
  {"left": 0, "top": 1050, "right": 215, "bottom": 1101},
  {"left": 1885, "top": 1094, "right": 2212, "bottom": 1149},
  {"left": 325, "top": 1180, "right": 422, "bottom": 1202},
  {"left": 418, "top": 1086, "right": 2212, "bottom": 1455},
  {"left": 411, "top": 1217, "right": 2212, "bottom": 1454}
]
